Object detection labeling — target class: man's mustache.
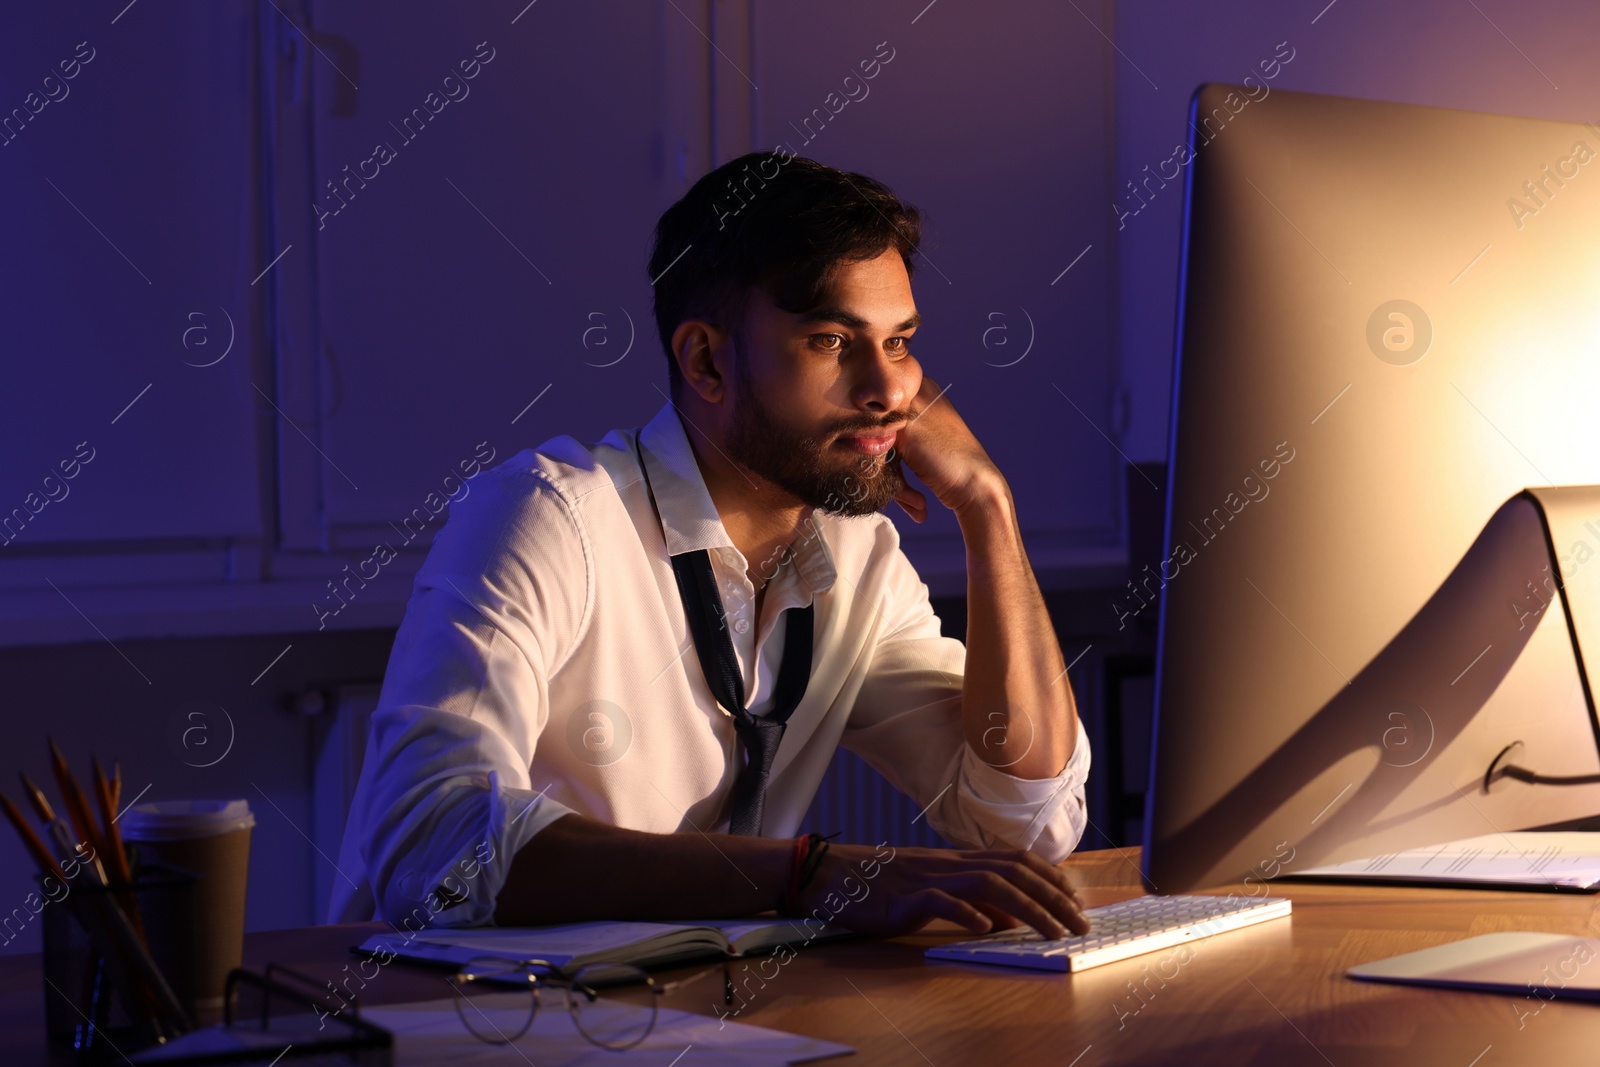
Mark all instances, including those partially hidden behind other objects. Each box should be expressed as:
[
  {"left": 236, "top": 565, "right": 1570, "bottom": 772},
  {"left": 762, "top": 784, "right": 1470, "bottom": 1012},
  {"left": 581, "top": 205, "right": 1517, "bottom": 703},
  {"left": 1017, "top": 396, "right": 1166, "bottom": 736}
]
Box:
[{"left": 828, "top": 415, "right": 910, "bottom": 436}]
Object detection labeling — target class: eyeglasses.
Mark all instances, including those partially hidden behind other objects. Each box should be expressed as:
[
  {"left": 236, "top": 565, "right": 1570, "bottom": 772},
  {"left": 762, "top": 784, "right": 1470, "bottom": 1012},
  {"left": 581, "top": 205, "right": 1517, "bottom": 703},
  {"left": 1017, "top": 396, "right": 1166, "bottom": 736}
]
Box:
[{"left": 446, "top": 954, "right": 733, "bottom": 1050}]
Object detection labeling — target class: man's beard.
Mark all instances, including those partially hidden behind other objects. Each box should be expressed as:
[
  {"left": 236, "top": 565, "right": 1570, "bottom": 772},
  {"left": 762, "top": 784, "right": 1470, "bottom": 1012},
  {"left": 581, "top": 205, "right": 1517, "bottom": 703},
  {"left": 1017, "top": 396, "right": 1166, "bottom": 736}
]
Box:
[{"left": 725, "top": 361, "right": 907, "bottom": 518}]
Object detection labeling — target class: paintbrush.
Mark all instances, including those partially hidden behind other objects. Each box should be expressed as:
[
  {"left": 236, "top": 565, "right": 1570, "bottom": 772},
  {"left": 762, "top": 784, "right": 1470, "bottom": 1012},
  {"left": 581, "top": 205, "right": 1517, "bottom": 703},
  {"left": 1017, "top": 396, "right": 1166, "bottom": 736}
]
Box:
[{"left": 18, "top": 772, "right": 89, "bottom": 877}]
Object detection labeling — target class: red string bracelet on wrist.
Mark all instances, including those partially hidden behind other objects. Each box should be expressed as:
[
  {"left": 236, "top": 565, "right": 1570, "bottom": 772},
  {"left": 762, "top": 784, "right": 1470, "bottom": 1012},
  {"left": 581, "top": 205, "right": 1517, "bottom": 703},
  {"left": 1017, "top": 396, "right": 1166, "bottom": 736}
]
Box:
[
  {"left": 779, "top": 832, "right": 836, "bottom": 916},
  {"left": 780, "top": 833, "right": 812, "bottom": 915}
]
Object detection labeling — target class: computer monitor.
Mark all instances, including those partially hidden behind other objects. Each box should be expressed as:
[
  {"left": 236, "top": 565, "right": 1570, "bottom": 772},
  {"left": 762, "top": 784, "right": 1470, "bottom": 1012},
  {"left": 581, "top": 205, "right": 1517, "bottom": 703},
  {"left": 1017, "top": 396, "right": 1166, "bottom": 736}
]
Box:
[{"left": 1144, "top": 84, "right": 1600, "bottom": 893}]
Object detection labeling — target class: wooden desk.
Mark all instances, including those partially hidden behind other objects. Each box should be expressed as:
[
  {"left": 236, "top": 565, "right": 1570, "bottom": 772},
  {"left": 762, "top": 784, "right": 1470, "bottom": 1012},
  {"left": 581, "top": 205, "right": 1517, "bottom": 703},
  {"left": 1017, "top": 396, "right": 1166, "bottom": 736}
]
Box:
[{"left": 6, "top": 846, "right": 1600, "bottom": 1064}]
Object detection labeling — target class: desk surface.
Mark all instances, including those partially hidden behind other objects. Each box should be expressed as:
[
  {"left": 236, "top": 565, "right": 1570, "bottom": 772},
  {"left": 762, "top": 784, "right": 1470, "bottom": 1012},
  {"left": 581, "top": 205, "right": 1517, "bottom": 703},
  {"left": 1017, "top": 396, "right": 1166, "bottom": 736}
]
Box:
[{"left": 6, "top": 846, "right": 1600, "bottom": 1065}]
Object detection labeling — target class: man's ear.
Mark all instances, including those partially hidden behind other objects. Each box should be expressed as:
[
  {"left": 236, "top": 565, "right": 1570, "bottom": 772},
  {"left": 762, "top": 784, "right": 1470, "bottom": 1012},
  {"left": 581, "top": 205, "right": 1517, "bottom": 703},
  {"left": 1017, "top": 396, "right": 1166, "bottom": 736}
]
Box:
[{"left": 671, "top": 319, "right": 731, "bottom": 404}]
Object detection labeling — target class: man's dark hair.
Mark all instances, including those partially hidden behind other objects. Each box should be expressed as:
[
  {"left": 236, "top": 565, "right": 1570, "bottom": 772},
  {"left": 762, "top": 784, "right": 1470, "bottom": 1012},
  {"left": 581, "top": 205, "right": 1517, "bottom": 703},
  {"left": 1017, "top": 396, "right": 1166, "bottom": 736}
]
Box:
[{"left": 647, "top": 151, "right": 924, "bottom": 396}]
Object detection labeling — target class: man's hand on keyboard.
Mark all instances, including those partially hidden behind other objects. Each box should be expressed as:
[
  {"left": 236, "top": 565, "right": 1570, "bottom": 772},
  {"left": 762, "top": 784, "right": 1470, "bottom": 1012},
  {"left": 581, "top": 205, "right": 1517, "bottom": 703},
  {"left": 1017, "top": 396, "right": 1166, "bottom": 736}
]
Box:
[{"left": 795, "top": 843, "right": 1090, "bottom": 940}]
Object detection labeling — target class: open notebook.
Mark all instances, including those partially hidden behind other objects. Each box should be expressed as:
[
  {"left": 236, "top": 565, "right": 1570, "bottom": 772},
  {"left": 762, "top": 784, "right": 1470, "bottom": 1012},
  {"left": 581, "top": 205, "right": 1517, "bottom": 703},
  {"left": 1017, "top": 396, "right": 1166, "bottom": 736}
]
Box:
[{"left": 358, "top": 917, "right": 851, "bottom": 976}]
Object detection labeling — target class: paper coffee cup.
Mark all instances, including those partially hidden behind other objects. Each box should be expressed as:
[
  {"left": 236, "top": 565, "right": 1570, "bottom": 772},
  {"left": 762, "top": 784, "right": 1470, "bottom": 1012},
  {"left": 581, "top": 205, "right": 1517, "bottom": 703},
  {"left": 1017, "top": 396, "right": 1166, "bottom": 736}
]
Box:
[{"left": 123, "top": 799, "right": 254, "bottom": 1011}]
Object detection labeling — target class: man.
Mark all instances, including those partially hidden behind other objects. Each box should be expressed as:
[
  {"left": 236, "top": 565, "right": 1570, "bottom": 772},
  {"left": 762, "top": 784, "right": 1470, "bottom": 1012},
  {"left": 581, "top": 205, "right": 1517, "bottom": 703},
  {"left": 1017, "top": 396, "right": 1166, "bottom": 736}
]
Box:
[{"left": 331, "top": 151, "right": 1093, "bottom": 941}]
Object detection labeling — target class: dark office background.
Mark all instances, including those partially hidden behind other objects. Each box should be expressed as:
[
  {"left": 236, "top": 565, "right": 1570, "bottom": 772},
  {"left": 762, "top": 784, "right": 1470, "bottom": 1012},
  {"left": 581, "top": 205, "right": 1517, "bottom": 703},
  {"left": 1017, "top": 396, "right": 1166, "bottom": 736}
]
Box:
[{"left": 2, "top": 0, "right": 1597, "bottom": 952}]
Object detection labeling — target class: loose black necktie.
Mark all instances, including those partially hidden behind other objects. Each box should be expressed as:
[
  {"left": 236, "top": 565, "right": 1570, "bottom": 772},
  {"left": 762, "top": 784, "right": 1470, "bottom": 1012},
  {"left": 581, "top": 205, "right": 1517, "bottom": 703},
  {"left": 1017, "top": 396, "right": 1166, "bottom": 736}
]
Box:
[{"left": 634, "top": 437, "right": 815, "bottom": 836}]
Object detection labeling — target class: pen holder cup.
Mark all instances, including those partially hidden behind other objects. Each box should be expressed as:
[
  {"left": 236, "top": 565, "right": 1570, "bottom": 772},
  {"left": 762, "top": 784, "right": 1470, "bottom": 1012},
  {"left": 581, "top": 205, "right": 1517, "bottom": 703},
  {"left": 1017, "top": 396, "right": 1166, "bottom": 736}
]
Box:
[{"left": 40, "top": 863, "right": 198, "bottom": 1058}]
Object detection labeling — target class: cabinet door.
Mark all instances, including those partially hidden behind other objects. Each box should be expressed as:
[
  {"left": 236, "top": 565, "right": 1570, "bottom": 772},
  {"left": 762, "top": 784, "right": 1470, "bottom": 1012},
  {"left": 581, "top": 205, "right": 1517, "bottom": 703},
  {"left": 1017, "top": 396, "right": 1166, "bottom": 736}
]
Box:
[
  {"left": 287, "top": 2, "right": 702, "bottom": 554},
  {"left": 0, "top": 4, "right": 265, "bottom": 567}
]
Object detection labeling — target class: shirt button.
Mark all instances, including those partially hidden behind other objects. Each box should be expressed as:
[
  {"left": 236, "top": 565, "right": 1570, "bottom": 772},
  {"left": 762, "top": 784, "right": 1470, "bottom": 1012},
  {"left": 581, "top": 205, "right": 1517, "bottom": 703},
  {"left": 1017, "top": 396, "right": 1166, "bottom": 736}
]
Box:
[{"left": 733, "top": 618, "right": 750, "bottom": 634}]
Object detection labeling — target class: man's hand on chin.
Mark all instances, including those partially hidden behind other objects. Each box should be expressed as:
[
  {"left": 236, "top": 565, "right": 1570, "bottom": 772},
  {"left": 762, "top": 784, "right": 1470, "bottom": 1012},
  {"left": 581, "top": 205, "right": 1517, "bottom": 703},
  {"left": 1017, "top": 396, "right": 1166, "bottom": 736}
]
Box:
[{"left": 887, "top": 375, "right": 1005, "bottom": 523}]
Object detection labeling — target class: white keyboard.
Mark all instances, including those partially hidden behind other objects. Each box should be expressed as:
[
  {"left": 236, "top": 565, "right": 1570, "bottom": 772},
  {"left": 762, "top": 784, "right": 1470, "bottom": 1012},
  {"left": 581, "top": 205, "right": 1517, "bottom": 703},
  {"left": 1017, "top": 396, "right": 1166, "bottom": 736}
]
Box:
[{"left": 925, "top": 893, "right": 1292, "bottom": 972}]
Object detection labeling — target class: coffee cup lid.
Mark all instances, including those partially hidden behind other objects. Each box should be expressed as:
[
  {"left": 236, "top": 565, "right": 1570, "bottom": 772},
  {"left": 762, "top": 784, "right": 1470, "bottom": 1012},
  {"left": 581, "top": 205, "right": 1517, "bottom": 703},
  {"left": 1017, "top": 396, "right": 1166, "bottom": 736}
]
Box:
[{"left": 122, "top": 799, "right": 255, "bottom": 841}]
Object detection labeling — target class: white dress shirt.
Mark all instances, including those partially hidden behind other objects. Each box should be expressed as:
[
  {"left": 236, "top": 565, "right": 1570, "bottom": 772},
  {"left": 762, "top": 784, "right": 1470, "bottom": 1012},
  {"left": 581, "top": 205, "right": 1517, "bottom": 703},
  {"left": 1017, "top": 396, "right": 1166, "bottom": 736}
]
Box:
[{"left": 330, "top": 401, "right": 1092, "bottom": 926}]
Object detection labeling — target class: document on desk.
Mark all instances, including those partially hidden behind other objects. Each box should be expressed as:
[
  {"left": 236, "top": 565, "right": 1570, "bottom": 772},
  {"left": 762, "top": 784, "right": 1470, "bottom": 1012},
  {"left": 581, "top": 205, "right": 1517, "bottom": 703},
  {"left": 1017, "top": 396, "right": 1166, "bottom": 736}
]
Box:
[
  {"left": 1290, "top": 832, "right": 1600, "bottom": 890},
  {"left": 1349, "top": 932, "right": 1600, "bottom": 1003},
  {"left": 360, "top": 996, "right": 854, "bottom": 1065}
]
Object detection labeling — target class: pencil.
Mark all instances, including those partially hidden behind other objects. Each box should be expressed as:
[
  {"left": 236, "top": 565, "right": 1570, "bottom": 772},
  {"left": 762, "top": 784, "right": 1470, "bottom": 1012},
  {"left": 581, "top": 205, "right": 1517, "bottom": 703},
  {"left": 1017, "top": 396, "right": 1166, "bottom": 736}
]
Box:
[
  {"left": 91, "top": 757, "right": 149, "bottom": 947},
  {"left": 90, "top": 759, "right": 128, "bottom": 879},
  {"left": 18, "top": 772, "right": 56, "bottom": 826},
  {"left": 46, "top": 738, "right": 107, "bottom": 881},
  {"left": 0, "top": 791, "right": 67, "bottom": 881}
]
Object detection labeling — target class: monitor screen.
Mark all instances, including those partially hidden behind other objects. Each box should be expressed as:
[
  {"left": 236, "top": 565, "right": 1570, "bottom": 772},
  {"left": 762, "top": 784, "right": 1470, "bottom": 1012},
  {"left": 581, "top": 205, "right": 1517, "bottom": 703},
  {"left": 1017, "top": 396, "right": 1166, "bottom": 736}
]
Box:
[{"left": 1145, "top": 84, "right": 1600, "bottom": 893}]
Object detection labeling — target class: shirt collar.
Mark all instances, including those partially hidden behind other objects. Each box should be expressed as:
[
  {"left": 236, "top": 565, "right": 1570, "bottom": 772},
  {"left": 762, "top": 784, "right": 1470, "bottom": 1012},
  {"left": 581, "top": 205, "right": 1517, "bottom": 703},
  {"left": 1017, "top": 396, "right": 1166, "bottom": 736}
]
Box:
[{"left": 636, "top": 401, "right": 837, "bottom": 597}]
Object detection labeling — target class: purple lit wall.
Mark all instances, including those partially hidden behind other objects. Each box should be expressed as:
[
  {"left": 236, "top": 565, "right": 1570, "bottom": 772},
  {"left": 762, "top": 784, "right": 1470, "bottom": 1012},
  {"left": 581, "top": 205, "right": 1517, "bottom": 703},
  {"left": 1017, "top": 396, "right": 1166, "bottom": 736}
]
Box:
[{"left": 1114, "top": 0, "right": 1600, "bottom": 461}]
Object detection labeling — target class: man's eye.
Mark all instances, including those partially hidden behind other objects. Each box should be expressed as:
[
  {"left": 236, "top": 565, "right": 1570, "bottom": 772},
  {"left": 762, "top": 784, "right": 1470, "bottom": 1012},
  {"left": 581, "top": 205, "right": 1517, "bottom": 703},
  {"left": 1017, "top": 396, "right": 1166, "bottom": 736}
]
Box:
[{"left": 809, "top": 334, "right": 912, "bottom": 355}]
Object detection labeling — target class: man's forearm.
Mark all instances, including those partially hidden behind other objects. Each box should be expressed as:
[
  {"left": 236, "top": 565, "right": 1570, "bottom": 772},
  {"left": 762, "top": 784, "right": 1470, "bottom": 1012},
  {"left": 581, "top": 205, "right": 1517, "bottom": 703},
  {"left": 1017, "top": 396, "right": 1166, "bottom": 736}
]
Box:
[
  {"left": 955, "top": 476, "right": 1078, "bottom": 780},
  {"left": 493, "top": 812, "right": 792, "bottom": 924},
  {"left": 495, "top": 813, "right": 1090, "bottom": 939}
]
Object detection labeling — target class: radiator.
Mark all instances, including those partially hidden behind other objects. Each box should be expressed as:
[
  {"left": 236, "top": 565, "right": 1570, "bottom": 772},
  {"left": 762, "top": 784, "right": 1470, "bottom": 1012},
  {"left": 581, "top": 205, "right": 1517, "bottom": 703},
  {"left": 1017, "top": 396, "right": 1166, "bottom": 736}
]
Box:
[{"left": 799, "top": 746, "right": 952, "bottom": 849}]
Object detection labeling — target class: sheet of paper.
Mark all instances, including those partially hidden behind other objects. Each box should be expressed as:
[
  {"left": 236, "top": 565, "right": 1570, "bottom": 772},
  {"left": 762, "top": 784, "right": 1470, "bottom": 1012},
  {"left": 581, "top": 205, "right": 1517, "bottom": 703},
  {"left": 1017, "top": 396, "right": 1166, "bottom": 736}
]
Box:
[
  {"left": 361, "top": 995, "right": 854, "bottom": 1065},
  {"left": 1292, "top": 832, "right": 1600, "bottom": 888}
]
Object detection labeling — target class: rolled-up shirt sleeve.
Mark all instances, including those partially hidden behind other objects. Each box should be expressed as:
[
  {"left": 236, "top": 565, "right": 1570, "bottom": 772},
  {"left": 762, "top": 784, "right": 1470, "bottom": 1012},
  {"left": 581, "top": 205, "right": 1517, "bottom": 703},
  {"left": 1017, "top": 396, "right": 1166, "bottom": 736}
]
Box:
[
  {"left": 330, "top": 468, "right": 590, "bottom": 928},
  {"left": 839, "top": 534, "right": 1091, "bottom": 864}
]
